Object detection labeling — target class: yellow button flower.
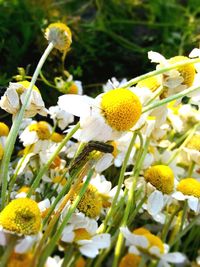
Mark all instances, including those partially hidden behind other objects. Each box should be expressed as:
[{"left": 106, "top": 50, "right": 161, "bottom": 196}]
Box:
[
  {"left": 101, "top": 88, "right": 142, "bottom": 131},
  {"left": 144, "top": 165, "right": 174, "bottom": 194},
  {"left": 0, "top": 122, "right": 9, "bottom": 136},
  {"left": 0, "top": 143, "right": 4, "bottom": 160},
  {"left": 137, "top": 76, "right": 160, "bottom": 92},
  {"left": 50, "top": 132, "right": 64, "bottom": 143},
  {"left": 186, "top": 134, "right": 200, "bottom": 151},
  {"left": 29, "top": 121, "right": 51, "bottom": 140},
  {"left": 45, "top": 22, "right": 72, "bottom": 51},
  {"left": 169, "top": 56, "right": 195, "bottom": 87},
  {"left": 177, "top": 178, "right": 200, "bottom": 198},
  {"left": 0, "top": 198, "right": 41, "bottom": 235},
  {"left": 8, "top": 252, "right": 33, "bottom": 267},
  {"left": 71, "top": 184, "right": 103, "bottom": 218},
  {"left": 74, "top": 228, "right": 92, "bottom": 241},
  {"left": 119, "top": 253, "right": 143, "bottom": 267}
]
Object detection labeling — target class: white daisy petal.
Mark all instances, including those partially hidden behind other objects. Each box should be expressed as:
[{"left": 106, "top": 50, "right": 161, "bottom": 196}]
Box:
[
  {"left": 161, "top": 252, "right": 186, "bottom": 263},
  {"left": 147, "top": 190, "right": 164, "bottom": 216}
]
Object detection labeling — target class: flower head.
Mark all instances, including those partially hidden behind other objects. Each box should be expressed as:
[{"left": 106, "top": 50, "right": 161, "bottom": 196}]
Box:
[
  {"left": 144, "top": 165, "right": 174, "bottom": 194},
  {"left": 119, "top": 253, "right": 142, "bottom": 267},
  {"left": 100, "top": 88, "right": 142, "bottom": 131},
  {"left": 29, "top": 121, "right": 51, "bottom": 140},
  {"left": 137, "top": 76, "right": 160, "bottom": 92},
  {"left": 0, "top": 198, "right": 41, "bottom": 235},
  {"left": 177, "top": 178, "right": 200, "bottom": 198},
  {"left": 45, "top": 22, "right": 72, "bottom": 51},
  {"left": 8, "top": 252, "right": 33, "bottom": 267},
  {"left": 71, "top": 184, "right": 103, "bottom": 218}
]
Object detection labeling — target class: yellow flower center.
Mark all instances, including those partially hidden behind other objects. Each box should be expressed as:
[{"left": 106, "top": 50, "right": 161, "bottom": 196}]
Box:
[
  {"left": 74, "top": 228, "right": 92, "bottom": 241},
  {"left": 45, "top": 22, "right": 72, "bottom": 51},
  {"left": 0, "top": 198, "right": 41, "bottom": 235},
  {"left": 133, "top": 227, "right": 164, "bottom": 255},
  {"left": 101, "top": 88, "right": 142, "bottom": 131},
  {"left": 29, "top": 121, "right": 51, "bottom": 140},
  {"left": 52, "top": 175, "right": 67, "bottom": 186},
  {"left": 119, "top": 253, "right": 142, "bottom": 267},
  {"left": 50, "top": 132, "right": 64, "bottom": 143},
  {"left": 177, "top": 178, "right": 200, "bottom": 198},
  {"left": 109, "top": 141, "right": 118, "bottom": 158},
  {"left": 0, "top": 122, "right": 9, "bottom": 136},
  {"left": 71, "top": 184, "right": 102, "bottom": 218},
  {"left": 75, "top": 256, "right": 86, "bottom": 267},
  {"left": 0, "top": 143, "right": 4, "bottom": 160},
  {"left": 18, "top": 186, "right": 30, "bottom": 194},
  {"left": 144, "top": 165, "right": 174, "bottom": 194},
  {"left": 8, "top": 252, "right": 33, "bottom": 267},
  {"left": 68, "top": 82, "right": 79, "bottom": 94},
  {"left": 168, "top": 56, "right": 196, "bottom": 87},
  {"left": 137, "top": 76, "right": 160, "bottom": 92},
  {"left": 17, "top": 81, "right": 40, "bottom": 94},
  {"left": 50, "top": 155, "right": 62, "bottom": 169},
  {"left": 186, "top": 134, "right": 200, "bottom": 151}
]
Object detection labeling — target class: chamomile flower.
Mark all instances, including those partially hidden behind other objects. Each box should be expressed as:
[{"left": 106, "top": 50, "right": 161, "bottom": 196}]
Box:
[
  {"left": 45, "top": 22, "right": 72, "bottom": 51},
  {"left": 121, "top": 227, "right": 186, "bottom": 266},
  {"left": 7, "top": 252, "right": 33, "bottom": 267},
  {"left": 148, "top": 51, "right": 196, "bottom": 97},
  {"left": 119, "top": 253, "right": 143, "bottom": 267},
  {"left": 61, "top": 212, "right": 110, "bottom": 258},
  {"left": 143, "top": 165, "right": 175, "bottom": 219},
  {"left": 58, "top": 88, "right": 142, "bottom": 141},
  {"left": 172, "top": 178, "right": 200, "bottom": 212},
  {"left": 48, "top": 105, "right": 74, "bottom": 130},
  {"left": 0, "top": 81, "right": 47, "bottom": 118}
]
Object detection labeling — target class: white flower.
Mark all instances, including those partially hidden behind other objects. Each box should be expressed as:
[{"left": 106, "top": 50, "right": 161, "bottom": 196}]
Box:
[{"left": 48, "top": 105, "right": 74, "bottom": 130}]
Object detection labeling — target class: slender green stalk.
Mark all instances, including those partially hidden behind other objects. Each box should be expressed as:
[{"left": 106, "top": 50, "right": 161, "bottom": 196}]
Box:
[
  {"left": 0, "top": 42, "right": 54, "bottom": 209},
  {"left": 0, "top": 236, "right": 17, "bottom": 267},
  {"left": 27, "top": 122, "right": 80, "bottom": 197},
  {"left": 112, "top": 137, "right": 150, "bottom": 267},
  {"left": 37, "top": 168, "right": 94, "bottom": 267},
  {"left": 142, "top": 84, "right": 200, "bottom": 114},
  {"left": 98, "top": 132, "right": 137, "bottom": 233},
  {"left": 121, "top": 57, "right": 200, "bottom": 88}
]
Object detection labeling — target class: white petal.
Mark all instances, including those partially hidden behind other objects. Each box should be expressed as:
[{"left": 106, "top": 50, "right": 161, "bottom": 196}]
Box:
[
  {"left": 188, "top": 197, "right": 199, "bottom": 212},
  {"left": 172, "top": 191, "right": 186, "bottom": 201},
  {"left": 79, "top": 244, "right": 99, "bottom": 258},
  {"left": 147, "top": 191, "right": 164, "bottom": 215},
  {"left": 95, "top": 154, "right": 113, "bottom": 172},
  {"left": 161, "top": 252, "right": 186, "bottom": 263},
  {"left": 0, "top": 230, "right": 7, "bottom": 246},
  {"left": 128, "top": 245, "right": 140, "bottom": 255},
  {"left": 189, "top": 48, "right": 200, "bottom": 58},
  {"left": 92, "top": 234, "right": 111, "bottom": 249},
  {"left": 15, "top": 236, "right": 37, "bottom": 253},
  {"left": 148, "top": 51, "right": 167, "bottom": 64},
  {"left": 61, "top": 225, "right": 75, "bottom": 243},
  {"left": 58, "top": 95, "right": 93, "bottom": 117}
]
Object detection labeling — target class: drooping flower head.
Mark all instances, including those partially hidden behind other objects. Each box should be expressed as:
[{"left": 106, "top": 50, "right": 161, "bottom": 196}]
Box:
[
  {"left": 45, "top": 22, "right": 72, "bottom": 51},
  {"left": 0, "top": 198, "right": 41, "bottom": 235}
]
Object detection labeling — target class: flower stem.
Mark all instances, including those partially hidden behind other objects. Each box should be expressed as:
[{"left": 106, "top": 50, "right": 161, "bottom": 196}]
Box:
[
  {"left": 98, "top": 132, "right": 137, "bottom": 233},
  {"left": 121, "top": 57, "right": 200, "bottom": 88},
  {"left": 27, "top": 122, "right": 80, "bottom": 197},
  {"left": 0, "top": 42, "right": 54, "bottom": 210},
  {"left": 142, "top": 84, "right": 200, "bottom": 114}
]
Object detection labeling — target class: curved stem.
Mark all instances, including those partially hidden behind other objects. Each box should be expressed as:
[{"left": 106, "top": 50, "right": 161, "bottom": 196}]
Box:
[{"left": 0, "top": 42, "right": 54, "bottom": 209}]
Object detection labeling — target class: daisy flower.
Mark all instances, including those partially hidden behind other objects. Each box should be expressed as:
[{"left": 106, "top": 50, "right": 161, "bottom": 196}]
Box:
[
  {"left": 48, "top": 105, "right": 74, "bottom": 130},
  {"left": 121, "top": 226, "right": 187, "bottom": 266},
  {"left": 58, "top": 88, "right": 142, "bottom": 142},
  {"left": 0, "top": 81, "right": 47, "bottom": 118}
]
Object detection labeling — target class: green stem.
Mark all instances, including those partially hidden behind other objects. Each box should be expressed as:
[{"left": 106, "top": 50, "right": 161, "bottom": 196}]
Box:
[
  {"left": 142, "top": 84, "right": 200, "bottom": 114},
  {"left": 27, "top": 122, "right": 80, "bottom": 197},
  {"left": 188, "top": 161, "right": 195, "bottom": 177},
  {"left": 37, "top": 168, "right": 94, "bottom": 267},
  {"left": 121, "top": 57, "right": 200, "bottom": 88},
  {"left": 98, "top": 132, "right": 137, "bottom": 233},
  {"left": 0, "top": 236, "right": 17, "bottom": 267},
  {"left": 0, "top": 42, "right": 54, "bottom": 210},
  {"left": 112, "top": 137, "right": 150, "bottom": 267}
]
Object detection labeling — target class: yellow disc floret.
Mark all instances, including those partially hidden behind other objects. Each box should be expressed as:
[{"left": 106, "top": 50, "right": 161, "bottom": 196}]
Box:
[
  {"left": 137, "top": 76, "right": 160, "bottom": 92},
  {"left": 177, "top": 178, "right": 200, "bottom": 198},
  {"left": 186, "top": 134, "right": 200, "bottom": 151},
  {"left": 0, "top": 143, "right": 4, "bottom": 160},
  {"left": 17, "top": 81, "right": 40, "bottom": 94},
  {"left": 51, "top": 132, "right": 64, "bottom": 143},
  {"left": 8, "top": 252, "right": 33, "bottom": 267},
  {"left": 0, "top": 122, "right": 9, "bottom": 136},
  {"left": 169, "top": 56, "right": 195, "bottom": 87},
  {"left": 29, "top": 121, "right": 51, "bottom": 140},
  {"left": 68, "top": 82, "right": 79, "bottom": 94},
  {"left": 0, "top": 198, "right": 41, "bottom": 235},
  {"left": 119, "top": 253, "right": 142, "bottom": 267},
  {"left": 45, "top": 22, "right": 72, "bottom": 51},
  {"left": 133, "top": 227, "right": 164, "bottom": 255},
  {"left": 75, "top": 256, "right": 86, "bottom": 267},
  {"left": 71, "top": 184, "right": 102, "bottom": 218},
  {"left": 144, "top": 165, "right": 174, "bottom": 194},
  {"left": 101, "top": 88, "right": 142, "bottom": 131},
  {"left": 74, "top": 228, "right": 92, "bottom": 241}
]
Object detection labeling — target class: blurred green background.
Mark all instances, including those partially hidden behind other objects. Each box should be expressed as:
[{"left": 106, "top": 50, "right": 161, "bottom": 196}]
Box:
[{"left": 0, "top": 0, "right": 200, "bottom": 105}]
